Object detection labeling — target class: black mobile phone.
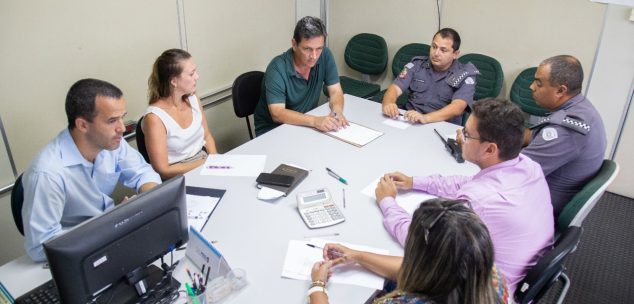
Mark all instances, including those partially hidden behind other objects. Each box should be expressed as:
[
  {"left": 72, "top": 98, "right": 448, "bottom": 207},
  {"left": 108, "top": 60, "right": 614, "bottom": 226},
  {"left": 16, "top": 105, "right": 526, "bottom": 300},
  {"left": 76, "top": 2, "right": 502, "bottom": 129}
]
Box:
[{"left": 256, "top": 173, "right": 294, "bottom": 187}]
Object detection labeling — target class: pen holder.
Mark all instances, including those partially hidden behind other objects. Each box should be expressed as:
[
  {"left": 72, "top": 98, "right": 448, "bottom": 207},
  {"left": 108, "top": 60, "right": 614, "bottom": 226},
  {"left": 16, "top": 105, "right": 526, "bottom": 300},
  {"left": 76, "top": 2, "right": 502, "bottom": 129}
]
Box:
[
  {"left": 206, "top": 268, "right": 248, "bottom": 303},
  {"left": 187, "top": 290, "right": 208, "bottom": 304}
]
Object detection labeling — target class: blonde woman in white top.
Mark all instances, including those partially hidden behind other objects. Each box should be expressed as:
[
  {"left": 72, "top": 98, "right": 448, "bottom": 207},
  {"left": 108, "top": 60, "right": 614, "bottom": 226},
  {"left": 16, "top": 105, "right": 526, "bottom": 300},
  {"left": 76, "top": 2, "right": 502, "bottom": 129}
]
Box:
[{"left": 143, "top": 49, "right": 217, "bottom": 179}]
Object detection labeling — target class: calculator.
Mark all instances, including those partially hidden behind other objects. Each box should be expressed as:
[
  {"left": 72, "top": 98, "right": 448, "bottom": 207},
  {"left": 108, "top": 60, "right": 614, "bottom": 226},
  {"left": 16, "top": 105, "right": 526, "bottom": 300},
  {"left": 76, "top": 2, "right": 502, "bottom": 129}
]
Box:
[{"left": 297, "top": 188, "right": 345, "bottom": 229}]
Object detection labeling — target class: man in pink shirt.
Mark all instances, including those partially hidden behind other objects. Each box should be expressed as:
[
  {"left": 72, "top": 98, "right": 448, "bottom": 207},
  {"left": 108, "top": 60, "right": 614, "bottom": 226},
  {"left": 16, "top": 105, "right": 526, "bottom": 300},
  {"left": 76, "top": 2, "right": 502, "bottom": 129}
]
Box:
[{"left": 375, "top": 98, "right": 554, "bottom": 294}]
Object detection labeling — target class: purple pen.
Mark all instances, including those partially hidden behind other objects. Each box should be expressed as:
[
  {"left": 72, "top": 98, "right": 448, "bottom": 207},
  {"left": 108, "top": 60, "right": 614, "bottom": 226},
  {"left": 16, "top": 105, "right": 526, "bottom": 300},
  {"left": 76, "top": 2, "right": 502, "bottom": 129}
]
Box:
[{"left": 207, "top": 165, "right": 233, "bottom": 169}]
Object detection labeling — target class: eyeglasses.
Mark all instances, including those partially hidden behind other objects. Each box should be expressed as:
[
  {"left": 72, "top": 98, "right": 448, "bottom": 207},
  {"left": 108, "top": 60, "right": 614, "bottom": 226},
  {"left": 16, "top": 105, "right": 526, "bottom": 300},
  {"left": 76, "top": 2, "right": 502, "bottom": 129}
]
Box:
[{"left": 461, "top": 127, "right": 484, "bottom": 142}]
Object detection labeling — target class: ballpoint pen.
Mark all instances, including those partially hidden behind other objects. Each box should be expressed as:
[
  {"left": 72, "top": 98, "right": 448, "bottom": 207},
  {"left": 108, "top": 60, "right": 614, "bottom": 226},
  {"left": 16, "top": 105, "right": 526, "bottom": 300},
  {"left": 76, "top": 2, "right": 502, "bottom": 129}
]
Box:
[
  {"left": 326, "top": 167, "right": 348, "bottom": 185},
  {"left": 207, "top": 165, "right": 233, "bottom": 169},
  {"left": 306, "top": 243, "right": 345, "bottom": 258}
]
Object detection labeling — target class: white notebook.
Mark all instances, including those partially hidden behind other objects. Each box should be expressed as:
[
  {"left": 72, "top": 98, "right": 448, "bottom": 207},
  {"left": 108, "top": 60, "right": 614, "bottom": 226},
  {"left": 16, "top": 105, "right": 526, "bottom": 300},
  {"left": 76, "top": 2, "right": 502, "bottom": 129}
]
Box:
[{"left": 324, "top": 122, "right": 383, "bottom": 147}]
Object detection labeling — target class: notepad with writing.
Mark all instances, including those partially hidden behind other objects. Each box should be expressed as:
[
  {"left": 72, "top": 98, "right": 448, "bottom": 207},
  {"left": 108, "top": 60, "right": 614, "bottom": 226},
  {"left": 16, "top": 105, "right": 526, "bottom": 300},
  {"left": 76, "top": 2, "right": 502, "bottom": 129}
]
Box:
[
  {"left": 256, "top": 164, "right": 308, "bottom": 196},
  {"left": 324, "top": 122, "right": 383, "bottom": 147}
]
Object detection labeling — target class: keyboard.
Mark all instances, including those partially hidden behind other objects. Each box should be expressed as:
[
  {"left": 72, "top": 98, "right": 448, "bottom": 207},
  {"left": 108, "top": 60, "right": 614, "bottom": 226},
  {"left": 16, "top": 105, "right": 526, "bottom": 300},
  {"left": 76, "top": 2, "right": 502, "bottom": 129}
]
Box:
[{"left": 15, "top": 280, "right": 60, "bottom": 304}]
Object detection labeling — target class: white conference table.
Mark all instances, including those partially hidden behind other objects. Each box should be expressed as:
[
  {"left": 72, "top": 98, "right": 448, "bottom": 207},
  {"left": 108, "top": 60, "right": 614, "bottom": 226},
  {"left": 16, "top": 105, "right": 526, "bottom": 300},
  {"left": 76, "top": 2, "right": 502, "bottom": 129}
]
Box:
[{"left": 0, "top": 94, "right": 478, "bottom": 303}]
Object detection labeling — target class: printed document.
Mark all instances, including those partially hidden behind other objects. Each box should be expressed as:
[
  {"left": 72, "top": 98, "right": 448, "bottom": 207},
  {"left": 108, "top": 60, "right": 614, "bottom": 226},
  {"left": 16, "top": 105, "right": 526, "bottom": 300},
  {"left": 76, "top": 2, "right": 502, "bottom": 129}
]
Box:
[
  {"left": 186, "top": 194, "right": 221, "bottom": 231},
  {"left": 281, "top": 238, "right": 388, "bottom": 289}
]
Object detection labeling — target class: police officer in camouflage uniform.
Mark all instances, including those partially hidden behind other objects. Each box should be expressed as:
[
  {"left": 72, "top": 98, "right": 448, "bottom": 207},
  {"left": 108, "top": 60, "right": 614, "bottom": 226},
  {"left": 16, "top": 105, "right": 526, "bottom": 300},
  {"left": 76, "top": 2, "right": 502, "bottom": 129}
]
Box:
[
  {"left": 382, "top": 28, "right": 479, "bottom": 125},
  {"left": 523, "top": 55, "right": 607, "bottom": 215}
]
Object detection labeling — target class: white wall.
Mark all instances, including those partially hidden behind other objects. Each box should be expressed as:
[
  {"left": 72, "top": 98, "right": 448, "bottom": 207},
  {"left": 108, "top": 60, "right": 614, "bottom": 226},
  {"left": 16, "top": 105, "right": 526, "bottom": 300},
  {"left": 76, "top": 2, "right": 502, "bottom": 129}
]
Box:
[
  {"left": 0, "top": 0, "right": 294, "bottom": 264},
  {"left": 329, "top": 0, "right": 605, "bottom": 99},
  {"left": 588, "top": 5, "right": 634, "bottom": 197}
]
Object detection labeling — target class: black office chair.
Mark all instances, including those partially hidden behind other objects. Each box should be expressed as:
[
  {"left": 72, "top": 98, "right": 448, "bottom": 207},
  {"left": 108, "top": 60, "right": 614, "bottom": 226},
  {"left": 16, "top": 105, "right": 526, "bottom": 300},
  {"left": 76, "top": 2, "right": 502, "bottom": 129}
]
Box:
[
  {"left": 514, "top": 226, "right": 583, "bottom": 304},
  {"left": 135, "top": 116, "right": 151, "bottom": 163},
  {"left": 11, "top": 174, "right": 24, "bottom": 235},
  {"left": 232, "top": 71, "right": 264, "bottom": 139}
]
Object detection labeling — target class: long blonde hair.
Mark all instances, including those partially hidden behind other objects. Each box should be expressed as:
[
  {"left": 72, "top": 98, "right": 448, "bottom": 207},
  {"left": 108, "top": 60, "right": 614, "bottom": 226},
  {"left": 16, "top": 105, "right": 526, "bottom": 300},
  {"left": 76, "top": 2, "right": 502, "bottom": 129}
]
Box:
[
  {"left": 380, "top": 199, "right": 498, "bottom": 304},
  {"left": 148, "top": 48, "right": 192, "bottom": 104}
]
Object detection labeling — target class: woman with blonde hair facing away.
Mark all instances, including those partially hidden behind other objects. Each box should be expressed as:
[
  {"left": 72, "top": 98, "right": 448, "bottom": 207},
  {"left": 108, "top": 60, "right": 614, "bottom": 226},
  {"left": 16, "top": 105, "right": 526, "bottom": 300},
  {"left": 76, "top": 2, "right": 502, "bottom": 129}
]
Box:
[
  {"left": 143, "top": 49, "right": 217, "bottom": 179},
  {"left": 309, "top": 199, "right": 509, "bottom": 304}
]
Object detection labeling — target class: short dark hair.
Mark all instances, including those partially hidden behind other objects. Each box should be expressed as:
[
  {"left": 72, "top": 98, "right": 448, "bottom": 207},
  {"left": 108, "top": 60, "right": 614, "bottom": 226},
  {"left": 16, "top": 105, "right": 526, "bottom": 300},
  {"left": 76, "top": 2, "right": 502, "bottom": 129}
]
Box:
[
  {"left": 65, "top": 78, "right": 123, "bottom": 129},
  {"left": 293, "top": 16, "right": 327, "bottom": 44},
  {"left": 433, "top": 28, "right": 461, "bottom": 51},
  {"left": 471, "top": 98, "right": 525, "bottom": 161},
  {"left": 541, "top": 55, "right": 584, "bottom": 96}
]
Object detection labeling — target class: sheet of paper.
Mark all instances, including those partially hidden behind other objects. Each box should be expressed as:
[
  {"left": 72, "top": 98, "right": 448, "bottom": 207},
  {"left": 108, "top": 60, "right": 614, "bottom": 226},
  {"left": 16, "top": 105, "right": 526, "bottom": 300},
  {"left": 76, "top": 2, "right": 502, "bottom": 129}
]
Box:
[
  {"left": 281, "top": 238, "right": 388, "bottom": 289},
  {"left": 382, "top": 116, "right": 412, "bottom": 130},
  {"left": 325, "top": 122, "right": 383, "bottom": 147},
  {"left": 361, "top": 177, "right": 437, "bottom": 214},
  {"left": 257, "top": 186, "right": 285, "bottom": 200},
  {"left": 187, "top": 194, "right": 220, "bottom": 231},
  {"left": 200, "top": 154, "right": 266, "bottom": 177}
]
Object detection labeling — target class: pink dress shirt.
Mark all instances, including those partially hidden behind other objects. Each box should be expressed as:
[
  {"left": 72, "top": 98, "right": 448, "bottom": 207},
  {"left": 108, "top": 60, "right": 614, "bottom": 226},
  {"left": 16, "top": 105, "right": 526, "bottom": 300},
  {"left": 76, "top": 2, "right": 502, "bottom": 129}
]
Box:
[{"left": 379, "top": 154, "right": 554, "bottom": 294}]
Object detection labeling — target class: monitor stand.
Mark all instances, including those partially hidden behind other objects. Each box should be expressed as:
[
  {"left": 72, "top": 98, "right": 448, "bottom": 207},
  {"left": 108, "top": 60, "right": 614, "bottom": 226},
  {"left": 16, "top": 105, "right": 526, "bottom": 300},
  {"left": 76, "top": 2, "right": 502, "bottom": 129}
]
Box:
[{"left": 95, "top": 264, "right": 181, "bottom": 304}]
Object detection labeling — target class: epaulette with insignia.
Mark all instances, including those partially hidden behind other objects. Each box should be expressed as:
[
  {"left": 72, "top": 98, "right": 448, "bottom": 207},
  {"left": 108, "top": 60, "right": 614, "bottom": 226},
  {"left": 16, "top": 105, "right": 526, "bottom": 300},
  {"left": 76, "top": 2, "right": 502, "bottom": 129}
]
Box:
[{"left": 530, "top": 111, "right": 590, "bottom": 135}]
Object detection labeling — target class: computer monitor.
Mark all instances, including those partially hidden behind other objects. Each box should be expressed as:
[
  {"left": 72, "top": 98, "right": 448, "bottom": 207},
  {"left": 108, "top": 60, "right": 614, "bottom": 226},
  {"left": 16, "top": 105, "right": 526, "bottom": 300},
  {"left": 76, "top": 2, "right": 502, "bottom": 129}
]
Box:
[{"left": 43, "top": 175, "right": 189, "bottom": 304}]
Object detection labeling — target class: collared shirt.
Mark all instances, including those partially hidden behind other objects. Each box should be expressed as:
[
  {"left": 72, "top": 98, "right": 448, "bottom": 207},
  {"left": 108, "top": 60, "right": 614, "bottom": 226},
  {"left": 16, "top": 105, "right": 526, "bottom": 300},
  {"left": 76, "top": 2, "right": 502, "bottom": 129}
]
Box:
[
  {"left": 378, "top": 154, "right": 554, "bottom": 294},
  {"left": 393, "top": 56, "right": 477, "bottom": 125},
  {"left": 523, "top": 94, "right": 607, "bottom": 215},
  {"left": 22, "top": 129, "right": 161, "bottom": 261},
  {"left": 254, "top": 47, "right": 339, "bottom": 136}
]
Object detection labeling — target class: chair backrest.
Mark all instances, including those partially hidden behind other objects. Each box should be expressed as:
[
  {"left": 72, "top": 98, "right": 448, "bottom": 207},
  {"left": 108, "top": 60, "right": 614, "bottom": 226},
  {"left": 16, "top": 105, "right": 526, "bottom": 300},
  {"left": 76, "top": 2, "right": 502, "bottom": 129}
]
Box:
[
  {"left": 458, "top": 53, "right": 504, "bottom": 100},
  {"left": 135, "top": 116, "right": 151, "bottom": 163},
  {"left": 344, "top": 33, "right": 388, "bottom": 76},
  {"left": 232, "top": 71, "right": 264, "bottom": 139},
  {"left": 557, "top": 159, "right": 619, "bottom": 233},
  {"left": 510, "top": 67, "right": 550, "bottom": 117},
  {"left": 391, "top": 43, "right": 430, "bottom": 78},
  {"left": 11, "top": 174, "right": 24, "bottom": 235},
  {"left": 514, "top": 226, "right": 583, "bottom": 304}
]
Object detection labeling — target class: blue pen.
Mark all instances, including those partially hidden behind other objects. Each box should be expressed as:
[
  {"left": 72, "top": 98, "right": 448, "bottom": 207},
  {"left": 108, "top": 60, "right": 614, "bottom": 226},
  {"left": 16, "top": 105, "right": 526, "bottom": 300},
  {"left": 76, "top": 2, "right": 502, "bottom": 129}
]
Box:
[{"left": 326, "top": 168, "right": 348, "bottom": 185}]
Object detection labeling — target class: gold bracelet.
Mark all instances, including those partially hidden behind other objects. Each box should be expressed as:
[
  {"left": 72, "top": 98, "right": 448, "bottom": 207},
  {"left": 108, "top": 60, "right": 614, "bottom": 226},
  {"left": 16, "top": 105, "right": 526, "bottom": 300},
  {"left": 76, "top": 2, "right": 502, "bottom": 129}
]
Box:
[{"left": 310, "top": 280, "right": 326, "bottom": 288}]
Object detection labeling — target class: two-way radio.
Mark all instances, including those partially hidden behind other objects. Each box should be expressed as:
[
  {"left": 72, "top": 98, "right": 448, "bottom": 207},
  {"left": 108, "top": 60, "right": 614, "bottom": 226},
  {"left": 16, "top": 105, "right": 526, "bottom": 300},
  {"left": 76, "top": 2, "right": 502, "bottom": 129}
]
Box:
[{"left": 433, "top": 129, "right": 464, "bottom": 163}]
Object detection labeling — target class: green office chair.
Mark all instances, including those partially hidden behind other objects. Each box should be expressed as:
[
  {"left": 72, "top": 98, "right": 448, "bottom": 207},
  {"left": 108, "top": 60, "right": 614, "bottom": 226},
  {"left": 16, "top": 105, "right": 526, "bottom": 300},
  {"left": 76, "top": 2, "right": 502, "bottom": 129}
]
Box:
[
  {"left": 556, "top": 159, "right": 620, "bottom": 236},
  {"left": 332, "top": 33, "right": 388, "bottom": 99},
  {"left": 457, "top": 53, "right": 503, "bottom": 101},
  {"left": 514, "top": 226, "right": 582, "bottom": 304},
  {"left": 371, "top": 43, "right": 430, "bottom": 109},
  {"left": 510, "top": 67, "right": 550, "bottom": 121}
]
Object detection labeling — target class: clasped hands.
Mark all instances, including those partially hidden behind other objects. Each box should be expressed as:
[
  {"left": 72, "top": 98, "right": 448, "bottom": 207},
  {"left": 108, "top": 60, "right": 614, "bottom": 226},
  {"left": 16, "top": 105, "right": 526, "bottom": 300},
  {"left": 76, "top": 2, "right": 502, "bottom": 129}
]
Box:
[{"left": 382, "top": 103, "right": 428, "bottom": 124}]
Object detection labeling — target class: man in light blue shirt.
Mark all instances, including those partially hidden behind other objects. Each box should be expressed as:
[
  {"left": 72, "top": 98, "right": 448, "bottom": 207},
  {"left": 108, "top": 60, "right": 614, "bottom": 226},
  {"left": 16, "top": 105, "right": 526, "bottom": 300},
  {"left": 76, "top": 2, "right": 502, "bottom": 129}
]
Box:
[{"left": 22, "top": 79, "right": 161, "bottom": 262}]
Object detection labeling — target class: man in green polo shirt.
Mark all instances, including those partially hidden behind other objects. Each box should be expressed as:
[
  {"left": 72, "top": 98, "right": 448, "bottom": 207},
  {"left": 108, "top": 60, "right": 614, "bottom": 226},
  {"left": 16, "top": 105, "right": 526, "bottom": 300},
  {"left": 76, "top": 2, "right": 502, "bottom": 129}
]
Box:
[{"left": 254, "top": 16, "right": 348, "bottom": 136}]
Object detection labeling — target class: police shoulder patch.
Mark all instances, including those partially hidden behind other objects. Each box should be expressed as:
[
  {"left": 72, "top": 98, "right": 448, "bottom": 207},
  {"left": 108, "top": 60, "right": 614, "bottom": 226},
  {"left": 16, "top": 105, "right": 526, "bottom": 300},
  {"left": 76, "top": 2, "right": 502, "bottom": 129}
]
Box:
[
  {"left": 465, "top": 77, "right": 475, "bottom": 85},
  {"left": 541, "top": 127, "right": 558, "bottom": 141}
]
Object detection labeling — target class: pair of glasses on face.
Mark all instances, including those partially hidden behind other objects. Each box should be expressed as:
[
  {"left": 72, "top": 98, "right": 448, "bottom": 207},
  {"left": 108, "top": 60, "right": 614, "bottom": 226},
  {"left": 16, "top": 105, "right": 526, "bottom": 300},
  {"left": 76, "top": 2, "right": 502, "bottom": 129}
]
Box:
[{"left": 460, "top": 127, "right": 485, "bottom": 142}]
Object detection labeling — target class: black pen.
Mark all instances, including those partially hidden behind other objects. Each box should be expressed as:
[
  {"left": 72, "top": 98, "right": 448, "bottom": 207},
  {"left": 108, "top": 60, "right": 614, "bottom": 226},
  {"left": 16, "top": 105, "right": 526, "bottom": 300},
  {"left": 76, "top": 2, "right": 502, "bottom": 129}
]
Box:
[
  {"left": 306, "top": 243, "right": 344, "bottom": 258},
  {"left": 326, "top": 167, "right": 348, "bottom": 185},
  {"left": 204, "top": 264, "right": 211, "bottom": 288}
]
